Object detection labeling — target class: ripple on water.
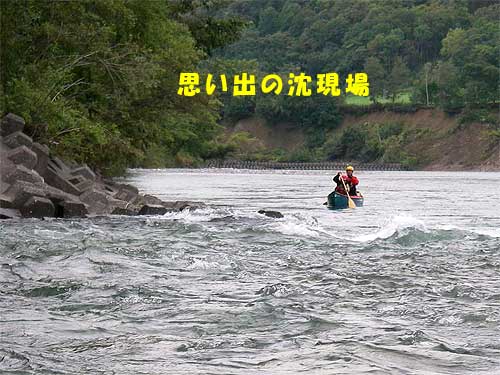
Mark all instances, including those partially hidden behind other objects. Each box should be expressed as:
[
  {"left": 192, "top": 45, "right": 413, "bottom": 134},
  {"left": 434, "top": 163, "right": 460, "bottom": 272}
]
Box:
[{"left": 1, "top": 171, "right": 500, "bottom": 374}]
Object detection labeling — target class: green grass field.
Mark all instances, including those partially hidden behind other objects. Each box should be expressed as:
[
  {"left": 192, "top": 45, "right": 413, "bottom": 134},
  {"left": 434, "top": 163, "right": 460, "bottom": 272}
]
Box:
[{"left": 344, "top": 92, "right": 412, "bottom": 105}]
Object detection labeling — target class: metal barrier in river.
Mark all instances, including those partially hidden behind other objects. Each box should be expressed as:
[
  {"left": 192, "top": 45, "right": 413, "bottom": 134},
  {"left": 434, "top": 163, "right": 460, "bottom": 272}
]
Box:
[{"left": 199, "top": 160, "right": 406, "bottom": 171}]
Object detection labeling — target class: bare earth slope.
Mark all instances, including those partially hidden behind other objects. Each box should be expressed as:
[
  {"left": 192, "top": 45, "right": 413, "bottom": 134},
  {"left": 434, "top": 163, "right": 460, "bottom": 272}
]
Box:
[
  {"left": 226, "top": 109, "right": 499, "bottom": 171},
  {"left": 340, "top": 109, "right": 499, "bottom": 171}
]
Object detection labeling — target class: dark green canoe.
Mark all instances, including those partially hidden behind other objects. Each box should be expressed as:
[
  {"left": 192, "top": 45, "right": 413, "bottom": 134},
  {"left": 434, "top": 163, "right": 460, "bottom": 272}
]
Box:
[{"left": 327, "top": 191, "right": 364, "bottom": 209}]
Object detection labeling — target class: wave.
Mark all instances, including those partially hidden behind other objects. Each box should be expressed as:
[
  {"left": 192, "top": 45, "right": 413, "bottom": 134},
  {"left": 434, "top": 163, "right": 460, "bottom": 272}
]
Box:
[
  {"left": 161, "top": 207, "right": 236, "bottom": 223},
  {"left": 158, "top": 206, "right": 269, "bottom": 224},
  {"left": 355, "top": 215, "right": 500, "bottom": 244},
  {"left": 143, "top": 207, "right": 499, "bottom": 245},
  {"left": 260, "top": 213, "right": 430, "bottom": 243},
  {"left": 263, "top": 213, "right": 500, "bottom": 245},
  {"left": 186, "top": 257, "right": 234, "bottom": 271},
  {"left": 355, "top": 215, "right": 429, "bottom": 243},
  {"left": 437, "top": 224, "right": 500, "bottom": 239},
  {"left": 261, "top": 212, "right": 351, "bottom": 241},
  {"left": 266, "top": 215, "right": 328, "bottom": 238}
]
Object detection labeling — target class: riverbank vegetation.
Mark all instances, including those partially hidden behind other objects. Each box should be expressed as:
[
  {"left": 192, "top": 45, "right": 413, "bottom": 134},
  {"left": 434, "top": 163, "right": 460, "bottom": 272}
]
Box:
[
  {"left": 1, "top": 0, "right": 245, "bottom": 174},
  {"left": 1, "top": 0, "right": 498, "bottom": 173},
  {"left": 215, "top": 0, "right": 498, "bottom": 165}
]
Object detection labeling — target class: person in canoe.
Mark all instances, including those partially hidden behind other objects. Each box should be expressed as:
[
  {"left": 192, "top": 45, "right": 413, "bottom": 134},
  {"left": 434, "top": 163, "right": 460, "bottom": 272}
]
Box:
[
  {"left": 324, "top": 165, "right": 363, "bottom": 208},
  {"left": 333, "top": 165, "right": 359, "bottom": 196}
]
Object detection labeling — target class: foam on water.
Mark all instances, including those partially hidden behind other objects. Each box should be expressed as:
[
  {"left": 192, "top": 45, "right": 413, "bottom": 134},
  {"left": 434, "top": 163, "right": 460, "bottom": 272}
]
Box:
[
  {"left": 355, "top": 214, "right": 428, "bottom": 243},
  {"left": 266, "top": 215, "right": 321, "bottom": 238},
  {"left": 436, "top": 223, "right": 500, "bottom": 239},
  {"left": 162, "top": 207, "right": 500, "bottom": 244},
  {"left": 473, "top": 227, "right": 500, "bottom": 238},
  {"left": 2, "top": 170, "right": 500, "bottom": 374},
  {"left": 186, "top": 258, "right": 233, "bottom": 271},
  {"left": 162, "top": 207, "right": 233, "bottom": 222}
]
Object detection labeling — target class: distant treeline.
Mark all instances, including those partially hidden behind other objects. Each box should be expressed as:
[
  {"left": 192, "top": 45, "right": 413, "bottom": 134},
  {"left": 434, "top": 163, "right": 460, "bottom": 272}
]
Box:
[
  {"left": 216, "top": 0, "right": 499, "bottom": 118},
  {"left": 1, "top": 0, "right": 498, "bottom": 173},
  {"left": 209, "top": 0, "right": 499, "bottom": 163}
]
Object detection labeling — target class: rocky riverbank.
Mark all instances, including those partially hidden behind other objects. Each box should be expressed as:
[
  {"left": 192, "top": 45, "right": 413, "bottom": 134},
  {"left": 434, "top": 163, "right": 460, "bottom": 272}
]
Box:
[{"left": 0, "top": 113, "right": 204, "bottom": 219}]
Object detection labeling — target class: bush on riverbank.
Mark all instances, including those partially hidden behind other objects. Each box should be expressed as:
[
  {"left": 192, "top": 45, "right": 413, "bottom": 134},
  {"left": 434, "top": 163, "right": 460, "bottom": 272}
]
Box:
[
  {"left": 1, "top": 1, "right": 245, "bottom": 175},
  {"left": 321, "top": 122, "right": 420, "bottom": 167}
]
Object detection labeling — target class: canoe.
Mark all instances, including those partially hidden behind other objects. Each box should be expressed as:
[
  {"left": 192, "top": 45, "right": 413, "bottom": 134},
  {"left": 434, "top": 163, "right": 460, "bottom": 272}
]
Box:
[{"left": 327, "top": 191, "right": 364, "bottom": 209}]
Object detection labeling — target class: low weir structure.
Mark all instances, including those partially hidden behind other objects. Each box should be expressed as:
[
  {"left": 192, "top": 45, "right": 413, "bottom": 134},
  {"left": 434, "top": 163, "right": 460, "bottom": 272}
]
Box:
[{"left": 202, "top": 159, "right": 406, "bottom": 171}]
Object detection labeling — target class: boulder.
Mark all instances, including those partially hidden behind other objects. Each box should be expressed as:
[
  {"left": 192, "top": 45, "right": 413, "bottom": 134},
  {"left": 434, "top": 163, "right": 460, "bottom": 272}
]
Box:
[
  {"left": 161, "top": 201, "right": 177, "bottom": 210},
  {"left": 103, "top": 185, "right": 118, "bottom": 196},
  {"left": 106, "top": 198, "right": 129, "bottom": 213},
  {"left": 67, "top": 174, "right": 85, "bottom": 185},
  {"left": 4, "top": 181, "right": 47, "bottom": 207},
  {"left": 3, "top": 180, "right": 76, "bottom": 209},
  {"left": 172, "top": 200, "right": 206, "bottom": 211},
  {"left": 6, "top": 146, "right": 37, "bottom": 169},
  {"left": 31, "top": 142, "right": 50, "bottom": 176},
  {"left": 3, "top": 131, "right": 33, "bottom": 149},
  {"left": 138, "top": 204, "right": 167, "bottom": 216},
  {"left": 44, "top": 185, "right": 79, "bottom": 203},
  {"left": 4, "top": 165, "right": 44, "bottom": 185},
  {"left": 49, "top": 156, "right": 72, "bottom": 174},
  {"left": 114, "top": 184, "right": 139, "bottom": 202},
  {"left": 130, "top": 195, "right": 143, "bottom": 206},
  {"left": 79, "top": 188, "right": 110, "bottom": 214},
  {"left": 114, "top": 190, "right": 137, "bottom": 202},
  {"left": 134, "top": 194, "right": 164, "bottom": 207},
  {"left": 118, "top": 183, "right": 139, "bottom": 195},
  {"left": 0, "top": 113, "right": 184, "bottom": 220},
  {"left": 1, "top": 113, "right": 25, "bottom": 137},
  {"left": 44, "top": 166, "right": 81, "bottom": 196},
  {"left": 0, "top": 162, "right": 16, "bottom": 184},
  {"left": 20, "top": 196, "right": 55, "bottom": 218},
  {"left": 112, "top": 207, "right": 138, "bottom": 216},
  {"left": 0, "top": 208, "right": 21, "bottom": 219},
  {"left": 258, "top": 209, "right": 284, "bottom": 219},
  {"left": 70, "top": 165, "right": 96, "bottom": 182},
  {"left": 75, "top": 179, "right": 94, "bottom": 193},
  {"left": 59, "top": 200, "right": 88, "bottom": 218},
  {"left": 0, "top": 194, "right": 13, "bottom": 208},
  {"left": 66, "top": 174, "right": 94, "bottom": 193}
]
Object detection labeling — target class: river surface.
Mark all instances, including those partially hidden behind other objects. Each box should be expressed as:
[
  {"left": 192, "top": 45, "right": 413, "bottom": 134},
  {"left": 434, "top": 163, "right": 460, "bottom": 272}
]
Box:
[{"left": 1, "top": 169, "right": 499, "bottom": 374}]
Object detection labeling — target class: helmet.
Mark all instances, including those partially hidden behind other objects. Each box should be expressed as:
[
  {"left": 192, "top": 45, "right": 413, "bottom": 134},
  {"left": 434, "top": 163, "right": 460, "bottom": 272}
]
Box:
[{"left": 346, "top": 165, "right": 354, "bottom": 171}]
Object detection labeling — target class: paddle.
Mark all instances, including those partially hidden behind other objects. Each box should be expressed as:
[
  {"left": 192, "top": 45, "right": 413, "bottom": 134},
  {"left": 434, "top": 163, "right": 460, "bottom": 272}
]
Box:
[{"left": 340, "top": 174, "right": 356, "bottom": 209}]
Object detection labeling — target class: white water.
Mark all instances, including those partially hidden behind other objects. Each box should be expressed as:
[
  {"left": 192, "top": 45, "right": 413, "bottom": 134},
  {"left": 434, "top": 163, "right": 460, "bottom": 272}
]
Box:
[{"left": 1, "top": 169, "right": 499, "bottom": 374}]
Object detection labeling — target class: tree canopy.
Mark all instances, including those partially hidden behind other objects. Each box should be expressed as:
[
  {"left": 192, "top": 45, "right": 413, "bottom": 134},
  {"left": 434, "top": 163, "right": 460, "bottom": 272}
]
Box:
[
  {"left": 1, "top": 0, "right": 498, "bottom": 170},
  {"left": 1, "top": 0, "right": 245, "bottom": 174},
  {"left": 216, "top": 0, "right": 498, "bottom": 113}
]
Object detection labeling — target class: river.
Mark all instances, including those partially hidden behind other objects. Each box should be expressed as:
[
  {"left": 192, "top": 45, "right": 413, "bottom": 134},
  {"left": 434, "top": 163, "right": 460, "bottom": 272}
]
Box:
[{"left": 1, "top": 169, "right": 499, "bottom": 374}]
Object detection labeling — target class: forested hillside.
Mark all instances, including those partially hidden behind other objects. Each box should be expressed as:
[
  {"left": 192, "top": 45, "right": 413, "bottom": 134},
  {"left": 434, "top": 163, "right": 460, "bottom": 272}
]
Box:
[
  {"left": 0, "top": 0, "right": 245, "bottom": 174},
  {"left": 1, "top": 0, "right": 498, "bottom": 173},
  {"left": 213, "top": 0, "right": 499, "bottom": 164},
  {"left": 216, "top": 0, "right": 498, "bottom": 114}
]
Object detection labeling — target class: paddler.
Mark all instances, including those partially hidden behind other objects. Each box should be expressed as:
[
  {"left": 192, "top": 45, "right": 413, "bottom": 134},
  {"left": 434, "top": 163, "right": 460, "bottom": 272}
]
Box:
[{"left": 333, "top": 165, "right": 359, "bottom": 196}]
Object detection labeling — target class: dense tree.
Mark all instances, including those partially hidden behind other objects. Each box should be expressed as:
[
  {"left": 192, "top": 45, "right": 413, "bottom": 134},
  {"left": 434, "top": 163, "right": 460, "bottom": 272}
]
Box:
[
  {"left": 1, "top": 0, "right": 497, "bottom": 169},
  {"left": 364, "top": 57, "right": 386, "bottom": 102},
  {"left": 217, "top": 0, "right": 495, "bottom": 111},
  {"left": 210, "top": 0, "right": 498, "bottom": 163},
  {"left": 0, "top": 0, "right": 245, "bottom": 174},
  {"left": 441, "top": 5, "right": 499, "bottom": 106},
  {"left": 387, "top": 57, "right": 412, "bottom": 102}
]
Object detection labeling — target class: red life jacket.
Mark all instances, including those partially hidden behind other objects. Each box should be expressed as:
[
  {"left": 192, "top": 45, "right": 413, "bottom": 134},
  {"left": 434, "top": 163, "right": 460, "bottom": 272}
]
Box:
[{"left": 335, "top": 175, "right": 359, "bottom": 195}]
